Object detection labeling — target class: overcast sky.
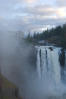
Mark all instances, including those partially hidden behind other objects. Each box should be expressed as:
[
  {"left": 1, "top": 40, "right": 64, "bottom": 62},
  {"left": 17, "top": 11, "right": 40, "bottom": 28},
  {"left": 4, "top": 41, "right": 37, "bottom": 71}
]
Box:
[{"left": 0, "top": 0, "right": 66, "bottom": 33}]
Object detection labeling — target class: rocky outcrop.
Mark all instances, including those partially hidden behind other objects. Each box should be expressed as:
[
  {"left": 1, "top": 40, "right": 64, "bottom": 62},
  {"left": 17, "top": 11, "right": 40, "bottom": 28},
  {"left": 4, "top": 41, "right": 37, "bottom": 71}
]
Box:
[
  {"left": 59, "top": 49, "right": 65, "bottom": 68},
  {"left": 0, "top": 74, "right": 22, "bottom": 99}
]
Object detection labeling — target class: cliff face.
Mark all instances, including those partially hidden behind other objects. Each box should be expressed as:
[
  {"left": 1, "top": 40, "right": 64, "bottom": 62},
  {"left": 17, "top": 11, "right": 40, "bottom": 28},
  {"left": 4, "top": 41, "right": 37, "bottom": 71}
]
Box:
[{"left": 0, "top": 74, "right": 22, "bottom": 99}]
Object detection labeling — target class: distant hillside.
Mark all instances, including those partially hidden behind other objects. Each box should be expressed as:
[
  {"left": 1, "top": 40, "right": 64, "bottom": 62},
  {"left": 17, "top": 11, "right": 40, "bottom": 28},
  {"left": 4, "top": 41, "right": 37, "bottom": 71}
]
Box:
[{"left": 26, "top": 24, "right": 66, "bottom": 48}]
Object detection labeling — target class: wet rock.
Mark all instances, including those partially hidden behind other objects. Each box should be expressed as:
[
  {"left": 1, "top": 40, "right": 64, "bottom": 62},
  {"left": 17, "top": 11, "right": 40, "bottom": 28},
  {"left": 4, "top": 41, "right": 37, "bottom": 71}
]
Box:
[
  {"left": 49, "top": 47, "right": 53, "bottom": 51},
  {"left": 40, "top": 49, "right": 41, "bottom": 58},
  {"left": 59, "top": 48, "right": 65, "bottom": 68}
]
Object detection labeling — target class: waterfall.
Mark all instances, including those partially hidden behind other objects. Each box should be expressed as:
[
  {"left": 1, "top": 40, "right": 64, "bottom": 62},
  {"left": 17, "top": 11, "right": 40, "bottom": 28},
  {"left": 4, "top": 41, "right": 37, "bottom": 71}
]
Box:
[
  {"left": 36, "top": 46, "right": 61, "bottom": 84},
  {"left": 50, "top": 49, "right": 61, "bottom": 84},
  {"left": 36, "top": 48, "right": 41, "bottom": 78}
]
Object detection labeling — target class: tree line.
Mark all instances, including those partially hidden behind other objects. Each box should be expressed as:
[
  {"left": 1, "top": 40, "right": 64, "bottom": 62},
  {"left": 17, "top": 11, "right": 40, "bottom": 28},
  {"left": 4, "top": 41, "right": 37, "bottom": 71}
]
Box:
[{"left": 26, "top": 24, "right": 66, "bottom": 48}]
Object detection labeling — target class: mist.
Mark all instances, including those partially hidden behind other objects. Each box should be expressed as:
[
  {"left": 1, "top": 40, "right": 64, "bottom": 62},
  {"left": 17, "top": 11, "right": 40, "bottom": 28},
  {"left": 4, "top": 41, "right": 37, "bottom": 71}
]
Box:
[
  {"left": 0, "top": 29, "right": 66, "bottom": 99},
  {"left": 0, "top": 31, "right": 38, "bottom": 98}
]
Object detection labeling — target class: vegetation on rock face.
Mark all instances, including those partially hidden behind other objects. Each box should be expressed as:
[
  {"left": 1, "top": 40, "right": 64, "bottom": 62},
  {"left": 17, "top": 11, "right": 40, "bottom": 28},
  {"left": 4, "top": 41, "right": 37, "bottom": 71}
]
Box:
[
  {"left": 0, "top": 74, "right": 22, "bottom": 99},
  {"left": 26, "top": 24, "right": 66, "bottom": 48}
]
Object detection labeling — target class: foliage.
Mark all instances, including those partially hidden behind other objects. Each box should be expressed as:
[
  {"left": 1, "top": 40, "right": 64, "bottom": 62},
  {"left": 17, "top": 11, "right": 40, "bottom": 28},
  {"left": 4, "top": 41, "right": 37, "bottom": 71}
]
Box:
[{"left": 26, "top": 24, "right": 66, "bottom": 48}]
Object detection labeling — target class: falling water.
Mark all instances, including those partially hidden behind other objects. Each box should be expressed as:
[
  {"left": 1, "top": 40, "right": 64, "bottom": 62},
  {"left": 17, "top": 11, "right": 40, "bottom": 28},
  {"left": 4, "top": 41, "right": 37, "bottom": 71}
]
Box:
[
  {"left": 36, "top": 48, "right": 41, "bottom": 78},
  {"left": 36, "top": 46, "right": 66, "bottom": 96},
  {"left": 36, "top": 46, "right": 61, "bottom": 83}
]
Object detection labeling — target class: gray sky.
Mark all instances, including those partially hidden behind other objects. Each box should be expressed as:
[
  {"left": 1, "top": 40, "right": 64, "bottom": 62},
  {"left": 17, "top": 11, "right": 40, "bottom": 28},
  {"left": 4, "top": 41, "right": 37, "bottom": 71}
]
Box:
[{"left": 0, "top": 0, "right": 66, "bottom": 34}]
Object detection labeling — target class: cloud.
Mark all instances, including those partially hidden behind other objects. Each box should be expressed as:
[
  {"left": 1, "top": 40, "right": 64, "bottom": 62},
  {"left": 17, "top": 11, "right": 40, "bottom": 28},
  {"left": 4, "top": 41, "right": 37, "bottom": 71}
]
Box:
[
  {"left": 56, "top": 0, "right": 66, "bottom": 7},
  {"left": 22, "top": 5, "right": 56, "bottom": 16},
  {"left": 18, "top": 0, "right": 38, "bottom": 5},
  {"left": 56, "top": 7, "right": 66, "bottom": 18},
  {"left": 0, "top": 0, "right": 66, "bottom": 33},
  {"left": 14, "top": 4, "right": 66, "bottom": 19},
  {"left": 24, "top": 0, "right": 37, "bottom": 4}
]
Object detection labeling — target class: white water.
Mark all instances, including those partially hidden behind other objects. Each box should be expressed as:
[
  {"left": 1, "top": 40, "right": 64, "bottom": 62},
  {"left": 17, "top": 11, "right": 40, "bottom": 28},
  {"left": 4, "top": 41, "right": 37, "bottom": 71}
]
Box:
[
  {"left": 37, "top": 48, "right": 41, "bottom": 78},
  {"left": 36, "top": 46, "right": 61, "bottom": 82},
  {"left": 36, "top": 46, "right": 66, "bottom": 97}
]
